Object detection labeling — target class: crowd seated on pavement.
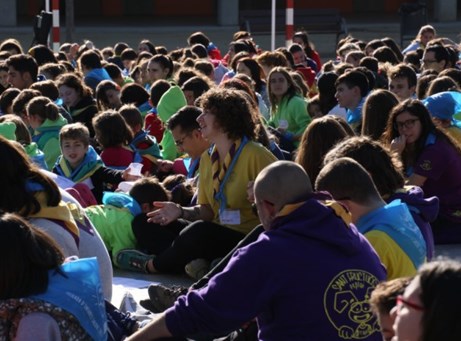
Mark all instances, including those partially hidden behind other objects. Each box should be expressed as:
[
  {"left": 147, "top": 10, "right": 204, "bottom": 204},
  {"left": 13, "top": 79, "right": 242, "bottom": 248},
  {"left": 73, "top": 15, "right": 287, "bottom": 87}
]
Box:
[{"left": 1, "top": 24, "right": 461, "bottom": 340}]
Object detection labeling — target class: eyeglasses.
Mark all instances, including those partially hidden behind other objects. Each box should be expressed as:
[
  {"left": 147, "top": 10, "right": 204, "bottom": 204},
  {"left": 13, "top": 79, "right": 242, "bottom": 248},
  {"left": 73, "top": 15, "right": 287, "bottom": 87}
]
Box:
[
  {"left": 396, "top": 295, "right": 425, "bottom": 311},
  {"left": 420, "top": 59, "right": 438, "bottom": 65},
  {"left": 174, "top": 134, "right": 190, "bottom": 147},
  {"left": 394, "top": 118, "right": 419, "bottom": 130}
]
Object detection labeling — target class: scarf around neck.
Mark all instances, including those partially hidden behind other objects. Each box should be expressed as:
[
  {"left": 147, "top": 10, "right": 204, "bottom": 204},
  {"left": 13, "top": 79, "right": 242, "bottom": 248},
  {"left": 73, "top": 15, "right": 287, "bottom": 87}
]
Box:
[
  {"left": 55, "top": 146, "right": 103, "bottom": 183},
  {"left": 26, "top": 191, "right": 80, "bottom": 246},
  {"left": 210, "top": 137, "right": 248, "bottom": 211}
]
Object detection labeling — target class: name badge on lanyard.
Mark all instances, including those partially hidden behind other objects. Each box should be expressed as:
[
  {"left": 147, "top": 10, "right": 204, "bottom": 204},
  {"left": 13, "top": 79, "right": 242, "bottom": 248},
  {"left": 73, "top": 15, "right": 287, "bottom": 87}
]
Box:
[
  {"left": 215, "top": 137, "right": 249, "bottom": 225},
  {"left": 219, "top": 209, "right": 241, "bottom": 225}
]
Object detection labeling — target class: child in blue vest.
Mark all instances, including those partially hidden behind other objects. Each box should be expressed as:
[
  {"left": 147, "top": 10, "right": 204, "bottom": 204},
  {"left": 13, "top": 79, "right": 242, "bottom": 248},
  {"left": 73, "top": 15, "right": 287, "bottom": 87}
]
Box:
[{"left": 53, "top": 122, "right": 137, "bottom": 203}]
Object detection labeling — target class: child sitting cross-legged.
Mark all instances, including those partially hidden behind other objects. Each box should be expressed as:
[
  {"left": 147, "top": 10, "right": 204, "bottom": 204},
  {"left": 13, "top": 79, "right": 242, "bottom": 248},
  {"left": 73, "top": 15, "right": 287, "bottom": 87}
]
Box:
[
  {"left": 52, "top": 122, "right": 138, "bottom": 203},
  {"left": 85, "top": 177, "right": 169, "bottom": 266}
]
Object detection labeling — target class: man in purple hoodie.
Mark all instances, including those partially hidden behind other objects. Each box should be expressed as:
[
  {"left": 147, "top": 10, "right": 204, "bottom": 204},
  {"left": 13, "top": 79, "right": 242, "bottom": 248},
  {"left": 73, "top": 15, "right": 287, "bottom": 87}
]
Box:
[{"left": 127, "top": 161, "right": 386, "bottom": 341}]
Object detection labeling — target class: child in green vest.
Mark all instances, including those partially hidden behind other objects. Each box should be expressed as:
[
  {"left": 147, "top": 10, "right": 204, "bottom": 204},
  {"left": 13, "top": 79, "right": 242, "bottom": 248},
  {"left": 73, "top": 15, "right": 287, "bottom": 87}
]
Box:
[
  {"left": 85, "top": 177, "right": 167, "bottom": 266},
  {"left": 27, "top": 96, "right": 68, "bottom": 169},
  {"left": 0, "top": 114, "right": 48, "bottom": 169}
]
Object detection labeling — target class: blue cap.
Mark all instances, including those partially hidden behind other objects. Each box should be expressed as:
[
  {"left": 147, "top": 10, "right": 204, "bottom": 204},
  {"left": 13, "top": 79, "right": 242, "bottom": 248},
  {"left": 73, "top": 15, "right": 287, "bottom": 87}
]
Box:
[{"left": 423, "top": 91, "right": 461, "bottom": 121}]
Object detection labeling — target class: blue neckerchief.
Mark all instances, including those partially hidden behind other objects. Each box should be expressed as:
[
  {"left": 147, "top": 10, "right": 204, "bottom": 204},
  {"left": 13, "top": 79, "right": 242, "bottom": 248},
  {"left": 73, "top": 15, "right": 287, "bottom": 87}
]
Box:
[
  {"left": 30, "top": 258, "right": 107, "bottom": 341},
  {"left": 102, "top": 191, "right": 142, "bottom": 216},
  {"left": 346, "top": 96, "right": 366, "bottom": 124},
  {"left": 54, "top": 146, "right": 103, "bottom": 182},
  {"left": 207, "top": 42, "right": 217, "bottom": 52},
  {"left": 25, "top": 180, "right": 45, "bottom": 192},
  {"left": 187, "top": 158, "right": 200, "bottom": 179},
  {"left": 138, "top": 101, "right": 152, "bottom": 114},
  {"left": 406, "top": 132, "right": 436, "bottom": 176},
  {"left": 425, "top": 132, "right": 436, "bottom": 146},
  {"left": 131, "top": 129, "right": 158, "bottom": 147},
  {"left": 130, "top": 130, "right": 163, "bottom": 160},
  {"left": 147, "top": 107, "right": 157, "bottom": 114},
  {"left": 214, "top": 136, "right": 249, "bottom": 213},
  {"left": 31, "top": 151, "right": 49, "bottom": 170},
  {"left": 86, "top": 68, "right": 111, "bottom": 82}
]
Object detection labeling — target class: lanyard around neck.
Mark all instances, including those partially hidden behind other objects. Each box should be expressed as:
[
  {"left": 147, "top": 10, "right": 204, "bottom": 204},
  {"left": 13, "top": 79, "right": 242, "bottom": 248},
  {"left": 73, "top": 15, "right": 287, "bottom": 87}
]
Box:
[{"left": 214, "top": 136, "right": 249, "bottom": 212}]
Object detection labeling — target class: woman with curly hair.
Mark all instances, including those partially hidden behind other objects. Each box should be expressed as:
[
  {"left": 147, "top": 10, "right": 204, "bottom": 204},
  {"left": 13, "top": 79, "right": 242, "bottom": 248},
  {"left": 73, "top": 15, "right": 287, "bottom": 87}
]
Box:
[{"left": 116, "top": 88, "right": 276, "bottom": 275}]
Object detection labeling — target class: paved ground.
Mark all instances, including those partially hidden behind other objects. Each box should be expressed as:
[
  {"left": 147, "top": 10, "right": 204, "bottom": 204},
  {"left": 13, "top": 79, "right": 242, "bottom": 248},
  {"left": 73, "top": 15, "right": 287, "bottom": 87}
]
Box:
[
  {"left": 111, "top": 243, "right": 461, "bottom": 308},
  {"left": 1, "top": 16, "right": 460, "bottom": 62},
  {"left": 434, "top": 244, "right": 461, "bottom": 260},
  {"left": 112, "top": 268, "right": 193, "bottom": 308}
]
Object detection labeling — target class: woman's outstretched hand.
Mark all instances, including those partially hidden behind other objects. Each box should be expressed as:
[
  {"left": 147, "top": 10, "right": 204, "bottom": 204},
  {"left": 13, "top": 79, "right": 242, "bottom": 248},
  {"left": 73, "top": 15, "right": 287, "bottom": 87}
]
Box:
[{"left": 146, "top": 201, "right": 182, "bottom": 225}]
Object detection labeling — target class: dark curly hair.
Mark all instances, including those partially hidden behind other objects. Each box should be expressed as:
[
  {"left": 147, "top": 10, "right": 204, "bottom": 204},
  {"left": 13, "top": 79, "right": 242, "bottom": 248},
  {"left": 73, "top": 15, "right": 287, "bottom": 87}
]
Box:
[{"left": 199, "top": 88, "right": 257, "bottom": 141}]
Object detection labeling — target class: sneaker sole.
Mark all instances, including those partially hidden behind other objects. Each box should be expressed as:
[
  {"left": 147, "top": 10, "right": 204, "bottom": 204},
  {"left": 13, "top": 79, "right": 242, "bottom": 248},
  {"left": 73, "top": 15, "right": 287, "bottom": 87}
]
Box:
[{"left": 115, "top": 249, "right": 152, "bottom": 272}]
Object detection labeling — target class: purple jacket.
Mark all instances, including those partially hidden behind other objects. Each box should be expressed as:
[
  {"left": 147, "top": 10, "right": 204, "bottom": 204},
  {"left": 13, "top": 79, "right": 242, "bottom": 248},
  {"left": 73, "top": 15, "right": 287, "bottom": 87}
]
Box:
[
  {"left": 165, "top": 195, "right": 386, "bottom": 340},
  {"left": 389, "top": 185, "right": 438, "bottom": 260}
]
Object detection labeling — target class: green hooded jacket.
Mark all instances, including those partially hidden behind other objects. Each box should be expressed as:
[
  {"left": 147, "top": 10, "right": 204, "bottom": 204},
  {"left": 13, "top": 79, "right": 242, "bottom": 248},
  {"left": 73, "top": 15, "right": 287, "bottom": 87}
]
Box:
[
  {"left": 32, "top": 114, "right": 68, "bottom": 169},
  {"left": 158, "top": 85, "right": 187, "bottom": 161}
]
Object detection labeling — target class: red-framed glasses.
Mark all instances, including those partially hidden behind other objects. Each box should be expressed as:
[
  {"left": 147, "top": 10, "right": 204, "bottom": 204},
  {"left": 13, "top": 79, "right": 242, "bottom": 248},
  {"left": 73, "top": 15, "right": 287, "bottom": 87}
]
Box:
[{"left": 396, "top": 295, "right": 425, "bottom": 311}]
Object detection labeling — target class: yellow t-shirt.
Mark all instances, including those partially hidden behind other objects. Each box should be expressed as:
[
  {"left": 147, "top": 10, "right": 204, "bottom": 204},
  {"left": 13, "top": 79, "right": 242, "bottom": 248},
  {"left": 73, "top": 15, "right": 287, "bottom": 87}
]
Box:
[
  {"left": 447, "top": 126, "right": 461, "bottom": 145},
  {"left": 366, "top": 230, "right": 419, "bottom": 280},
  {"left": 198, "top": 141, "right": 277, "bottom": 234}
]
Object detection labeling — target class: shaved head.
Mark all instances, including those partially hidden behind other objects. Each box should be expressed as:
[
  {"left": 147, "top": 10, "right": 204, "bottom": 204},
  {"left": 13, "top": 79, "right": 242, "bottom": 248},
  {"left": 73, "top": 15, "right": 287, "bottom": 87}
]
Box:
[{"left": 254, "top": 161, "right": 312, "bottom": 211}]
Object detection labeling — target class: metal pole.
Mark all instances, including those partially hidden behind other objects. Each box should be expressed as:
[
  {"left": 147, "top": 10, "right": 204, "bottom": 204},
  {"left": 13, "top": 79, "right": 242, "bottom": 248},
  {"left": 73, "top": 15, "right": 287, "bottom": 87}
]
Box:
[
  {"left": 66, "top": 0, "right": 75, "bottom": 42},
  {"left": 271, "top": 0, "right": 276, "bottom": 51},
  {"left": 45, "top": 0, "right": 50, "bottom": 46},
  {"left": 286, "top": 0, "right": 294, "bottom": 47},
  {"left": 51, "top": 0, "right": 60, "bottom": 51}
]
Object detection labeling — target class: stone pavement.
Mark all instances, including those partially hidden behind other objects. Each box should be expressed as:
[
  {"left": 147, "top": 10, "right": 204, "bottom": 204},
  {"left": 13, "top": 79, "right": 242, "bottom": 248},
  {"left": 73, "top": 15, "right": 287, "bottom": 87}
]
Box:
[{"left": 111, "top": 243, "right": 461, "bottom": 308}]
